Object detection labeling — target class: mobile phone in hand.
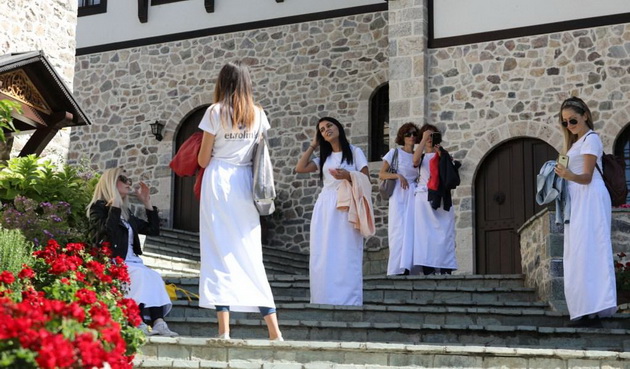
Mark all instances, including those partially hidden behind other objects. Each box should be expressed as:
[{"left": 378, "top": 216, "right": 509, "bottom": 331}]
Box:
[
  {"left": 431, "top": 132, "right": 442, "bottom": 146},
  {"left": 557, "top": 155, "right": 569, "bottom": 167}
]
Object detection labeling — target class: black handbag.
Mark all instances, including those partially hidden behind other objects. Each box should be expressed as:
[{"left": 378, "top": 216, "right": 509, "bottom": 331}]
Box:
[{"left": 378, "top": 149, "right": 398, "bottom": 200}]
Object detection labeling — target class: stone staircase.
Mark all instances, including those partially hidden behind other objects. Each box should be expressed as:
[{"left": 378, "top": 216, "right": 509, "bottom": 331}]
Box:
[
  {"left": 141, "top": 228, "right": 309, "bottom": 277},
  {"left": 134, "top": 229, "right": 630, "bottom": 368}
]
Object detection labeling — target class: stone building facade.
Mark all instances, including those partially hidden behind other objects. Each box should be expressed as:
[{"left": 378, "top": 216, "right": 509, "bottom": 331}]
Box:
[
  {"left": 1, "top": 0, "right": 78, "bottom": 160},
  {"left": 71, "top": 11, "right": 391, "bottom": 258},
  {"left": 388, "top": 0, "right": 630, "bottom": 273},
  {"left": 71, "top": 1, "right": 630, "bottom": 275}
]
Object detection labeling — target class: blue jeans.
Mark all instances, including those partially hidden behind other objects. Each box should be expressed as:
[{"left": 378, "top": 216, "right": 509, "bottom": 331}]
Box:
[{"left": 215, "top": 305, "right": 276, "bottom": 317}]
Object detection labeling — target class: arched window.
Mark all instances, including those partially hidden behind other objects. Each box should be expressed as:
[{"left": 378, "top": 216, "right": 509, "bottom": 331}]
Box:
[
  {"left": 369, "top": 82, "right": 389, "bottom": 162},
  {"left": 614, "top": 124, "right": 630, "bottom": 204}
]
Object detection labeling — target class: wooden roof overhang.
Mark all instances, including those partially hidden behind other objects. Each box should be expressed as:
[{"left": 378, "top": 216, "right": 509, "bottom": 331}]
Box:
[{"left": 0, "top": 51, "right": 91, "bottom": 156}]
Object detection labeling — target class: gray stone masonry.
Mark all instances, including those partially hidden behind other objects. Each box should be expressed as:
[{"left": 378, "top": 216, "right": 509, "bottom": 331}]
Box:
[
  {"left": 71, "top": 11, "right": 389, "bottom": 260},
  {"left": 388, "top": 0, "right": 630, "bottom": 274},
  {"left": 519, "top": 208, "right": 630, "bottom": 311}
]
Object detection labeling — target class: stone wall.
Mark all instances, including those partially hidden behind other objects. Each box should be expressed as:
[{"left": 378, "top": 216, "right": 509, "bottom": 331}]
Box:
[
  {"left": 0, "top": 0, "right": 77, "bottom": 89},
  {"left": 389, "top": 0, "right": 630, "bottom": 273},
  {"left": 0, "top": 0, "right": 78, "bottom": 162},
  {"left": 71, "top": 12, "right": 389, "bottom": 254},
  {"left": 519, "top": 208, "right": 630, "bottom": 311}
]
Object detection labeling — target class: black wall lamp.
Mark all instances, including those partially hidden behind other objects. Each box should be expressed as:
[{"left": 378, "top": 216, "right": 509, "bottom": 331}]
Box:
[{"left": 150, "top": 120, "right": 165, "bottom": 141}]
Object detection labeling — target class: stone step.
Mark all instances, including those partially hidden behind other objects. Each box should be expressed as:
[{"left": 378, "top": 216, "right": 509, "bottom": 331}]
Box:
[
  {"left": 147, "top": 318, "right": 630, "bottom": 351},
  {"left": 144, "top": 229, "right": 309, "bottom": 274},
  {"left": 167, "top": 274, "right": 529, "bottom": 289},
  {"left": 165, "top": 300, "right": 630, "bottom": 329},
  {"left": 133, "top": 338, "right": 630, "bottom": 369},
  {"left": 165, "top": 279, "right": 539, "bottom": 304}
]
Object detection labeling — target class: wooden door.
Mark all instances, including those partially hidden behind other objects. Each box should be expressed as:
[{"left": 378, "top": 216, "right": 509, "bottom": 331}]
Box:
[
  {"left": 475, "top": 138, "right": 557, "bottom": 274},
  {"left": 173, "top": 107, "right": 207, "bottom": 232}
]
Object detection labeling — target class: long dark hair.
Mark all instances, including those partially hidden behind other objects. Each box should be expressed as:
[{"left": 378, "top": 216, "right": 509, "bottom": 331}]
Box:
[{"left": 317, "top": 117, "right": 353, "bottom": 182}]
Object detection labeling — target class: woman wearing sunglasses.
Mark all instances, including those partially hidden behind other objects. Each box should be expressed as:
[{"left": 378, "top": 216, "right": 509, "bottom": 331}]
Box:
[
  {"left": 378, "top": 123, "right": 420, "bottom": 275},
  {"left": 554, "top": 96, "right": 617, "bottom": 327},
  {"left": 87, "top": 168, "right": 178, "bottom": 336}
]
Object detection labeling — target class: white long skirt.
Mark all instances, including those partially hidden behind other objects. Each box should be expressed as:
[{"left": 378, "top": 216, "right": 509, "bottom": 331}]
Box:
[
  {"left": 564, "top": 180, "right": 617, "bottom": 320},
  {"left": 198, "top": 159, "right": 275, "bottom": 312},
  {"left": 387, "top": 181, "right": 416, "bottom": 275},
  {"left": 310, "top": 188, "right": 363, "bottom": 306},
  {"left": 126, "top": 261, "right": 172, "bottom": 319},
  {"left": 404, "top": 188, "right": 457, "bottom": 271}
]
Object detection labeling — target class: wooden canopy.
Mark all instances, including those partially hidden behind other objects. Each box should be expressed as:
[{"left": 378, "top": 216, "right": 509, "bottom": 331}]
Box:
[{"left": 0, "top": 51, "right": 91, "bottom": 156}]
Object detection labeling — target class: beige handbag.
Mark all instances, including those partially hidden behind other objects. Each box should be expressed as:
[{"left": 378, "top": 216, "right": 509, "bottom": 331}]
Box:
[{"left": 252, "top": 111, "right": 276, "bottom": 215}]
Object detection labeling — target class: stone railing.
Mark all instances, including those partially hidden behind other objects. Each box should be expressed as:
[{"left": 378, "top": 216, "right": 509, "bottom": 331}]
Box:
[{"left": 519, "top": 207, "right": 630, "bottom": 311}]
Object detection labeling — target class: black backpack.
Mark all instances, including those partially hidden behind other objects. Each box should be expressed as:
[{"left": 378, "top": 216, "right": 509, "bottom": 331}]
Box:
[
  {"left": 588, "top": 132, "right": 628, "bottom": 206},
  {"left": 596, "top": 153, "right": 628, "bottom": 207}
]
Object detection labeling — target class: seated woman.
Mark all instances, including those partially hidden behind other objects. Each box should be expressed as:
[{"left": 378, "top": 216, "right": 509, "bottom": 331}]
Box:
[{"left": 87, "top": 168, "right": 178, "bottom": 336}]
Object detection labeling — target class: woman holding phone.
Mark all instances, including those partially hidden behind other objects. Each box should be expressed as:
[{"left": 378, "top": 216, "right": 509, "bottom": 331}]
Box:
[
  {"left": 554, "top": 96, "right": 616, "bottom": 327},
  {"left": 296, "top": 117, "right": 369, "bottom": 306},
  {"left": 404, "top": 124, "right": 458, "bottom": 275}
]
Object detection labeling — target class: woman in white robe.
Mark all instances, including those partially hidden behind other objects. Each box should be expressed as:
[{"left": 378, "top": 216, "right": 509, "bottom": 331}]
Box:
[
  {"left": 197, "top": 61, "right": 282, "bottom": 340},
  {"left": 405, "top": 124, "right": 457, "bottom": 275},
  {"left": 554, "top": 96, "right": 617, "bottom": 327},
  {"left": 296, "top": 117, "right": 369, "bottom": 306},
  {"left": 378, "top": 123, "right": 420, "bottom": 275}
]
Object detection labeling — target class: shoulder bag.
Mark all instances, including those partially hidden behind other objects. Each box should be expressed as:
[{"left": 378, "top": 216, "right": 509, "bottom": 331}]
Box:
[
  {"left": 378, "top": 149, "right": 399, "bottom": 200},
  {"left": 252, "top": 110, "right": 276, "bottom": 215}
]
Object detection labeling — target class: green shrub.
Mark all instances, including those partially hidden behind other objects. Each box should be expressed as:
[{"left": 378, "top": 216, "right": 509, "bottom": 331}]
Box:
[
  {"left": 0, "top": 227, "right": 33, "bottom": 274},
  {"left": 0, "top": 155, "right": 99, "bottom": 244}
]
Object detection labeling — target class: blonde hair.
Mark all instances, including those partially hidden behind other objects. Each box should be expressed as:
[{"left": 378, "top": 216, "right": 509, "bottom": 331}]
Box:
[
  {"left": 559, "top": 96, "right": 594, "bottom": 154},
  {"left": 87, "top": 168, "right": 130, "bottom": 220},
  {"left": 213, "top": 61, "right": 256, "bottom": 131}
]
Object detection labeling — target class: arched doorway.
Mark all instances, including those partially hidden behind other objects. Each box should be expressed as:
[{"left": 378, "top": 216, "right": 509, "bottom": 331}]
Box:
[
  {"left": 172, "top": 106, "right": 208, "bottom": 232},
  {"left": 474, "top": 138, "right": 557, "bottom": 274}
]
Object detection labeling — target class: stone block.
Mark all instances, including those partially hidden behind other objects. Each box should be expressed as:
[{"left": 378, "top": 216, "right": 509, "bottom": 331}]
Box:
[
  {"left": 482, "top": 356, "right": 527, "bottom": 369},
  {"left": 433, "top": 354, "right": 483, "bottom": 369}
]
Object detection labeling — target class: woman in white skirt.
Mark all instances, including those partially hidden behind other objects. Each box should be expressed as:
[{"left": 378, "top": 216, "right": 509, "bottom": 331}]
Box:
[
  {"left": 554, "top": 96, "right": 617, "bottom": 327},
  {"left": 405, "top": 124, "right": 458, "bottom": 275},
  {"left": 197, "top": 61, "right": 282, "bottom": 340},
  {"left": 296, "top": 117, "right": 369, "bottom": 306},
  {"left": 88, "top": 168, "right": 177, "bottom": 336},
  {"left": 378, "top": 123, "right": 420, "bottom": 275}
]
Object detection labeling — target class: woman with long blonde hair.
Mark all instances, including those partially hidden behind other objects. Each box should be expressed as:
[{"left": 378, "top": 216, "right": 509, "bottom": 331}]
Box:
[
  {"left": 554, "top": 96, "right": 616, "bottom": 327},
  {"left": 197, "top": 61, "right": 282, "bottom": 340},
  {"left": 88, "top": 168, "right": 178, "bottom": 336}
]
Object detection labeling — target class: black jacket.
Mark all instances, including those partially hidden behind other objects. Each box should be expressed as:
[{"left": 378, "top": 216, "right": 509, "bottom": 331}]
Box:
[
  {"left": 427, "top": 147, "right": 461, "bottom": 211},
  {"left": 88, "top": 200, "right": 160, "bottom": 260}
]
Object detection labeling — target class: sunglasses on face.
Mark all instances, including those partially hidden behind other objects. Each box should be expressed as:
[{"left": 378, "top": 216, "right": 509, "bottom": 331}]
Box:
[
  {"left": 404, "top": 131, "right": 418, "bottom": 137},
  {"left": 118, "top": 175, "right": 132, "bottom": 186},
  {"left": 561, "top": 119, "right": 578, "bottom": 128}
]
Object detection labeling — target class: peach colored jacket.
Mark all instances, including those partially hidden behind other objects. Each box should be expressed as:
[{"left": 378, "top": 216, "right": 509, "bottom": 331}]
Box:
[{"left": 336, "top": 171, "right": 375, "bottom": 237}]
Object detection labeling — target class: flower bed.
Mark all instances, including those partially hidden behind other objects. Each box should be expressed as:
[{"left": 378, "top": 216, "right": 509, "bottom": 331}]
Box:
[{"left": 0, "top": 240, "right": 144, "bottom": 369}]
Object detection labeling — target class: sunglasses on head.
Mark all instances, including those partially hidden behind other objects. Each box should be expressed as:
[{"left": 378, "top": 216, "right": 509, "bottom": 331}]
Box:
[
  {"left": 118, "top": 175, "right": 132, "bottom": 186},
  {"left": 404, "top": 131, "right": 418, "bottom": 137},
  {"left": 561, "top": 119, "right": 578, "bottom": 128}
]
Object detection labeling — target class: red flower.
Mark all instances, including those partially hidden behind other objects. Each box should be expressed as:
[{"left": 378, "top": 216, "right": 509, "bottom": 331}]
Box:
[
  {"left": 76, "top": 288, "right": 97, "bottom": 305},
  {"left": 65, "top": 242, "right": 86, "bottom": 253},
  {"left": 35, "top": 332, "right": 76, "bottom": 369},
  {"left": 18, "top": 266, "right": 35, "bottom": 279},
  {"left": 0, "top": 271, "right": 15, "bottom": 284}
]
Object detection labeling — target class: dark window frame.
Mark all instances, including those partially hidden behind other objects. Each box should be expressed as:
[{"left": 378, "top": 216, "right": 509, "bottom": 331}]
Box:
[
  {"left": 78, "top": 0, "right": 107, "bottom": 17},
  {"left": 369, "top": 82, "right": 389, "bottom": 162},
  {"left": 151, "top": 0, "right": 186, "bottom": 6},
  {"left": 613, "top": 124, "right": 630, "bottom": 205}
]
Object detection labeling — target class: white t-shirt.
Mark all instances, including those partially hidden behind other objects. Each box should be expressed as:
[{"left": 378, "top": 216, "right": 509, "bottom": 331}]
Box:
[
  {"left": 313, "top": 145, "right": 368, "bottom": 189},
  {"left": 198, "top": 103, "right": 270, "bottom": 166}
]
